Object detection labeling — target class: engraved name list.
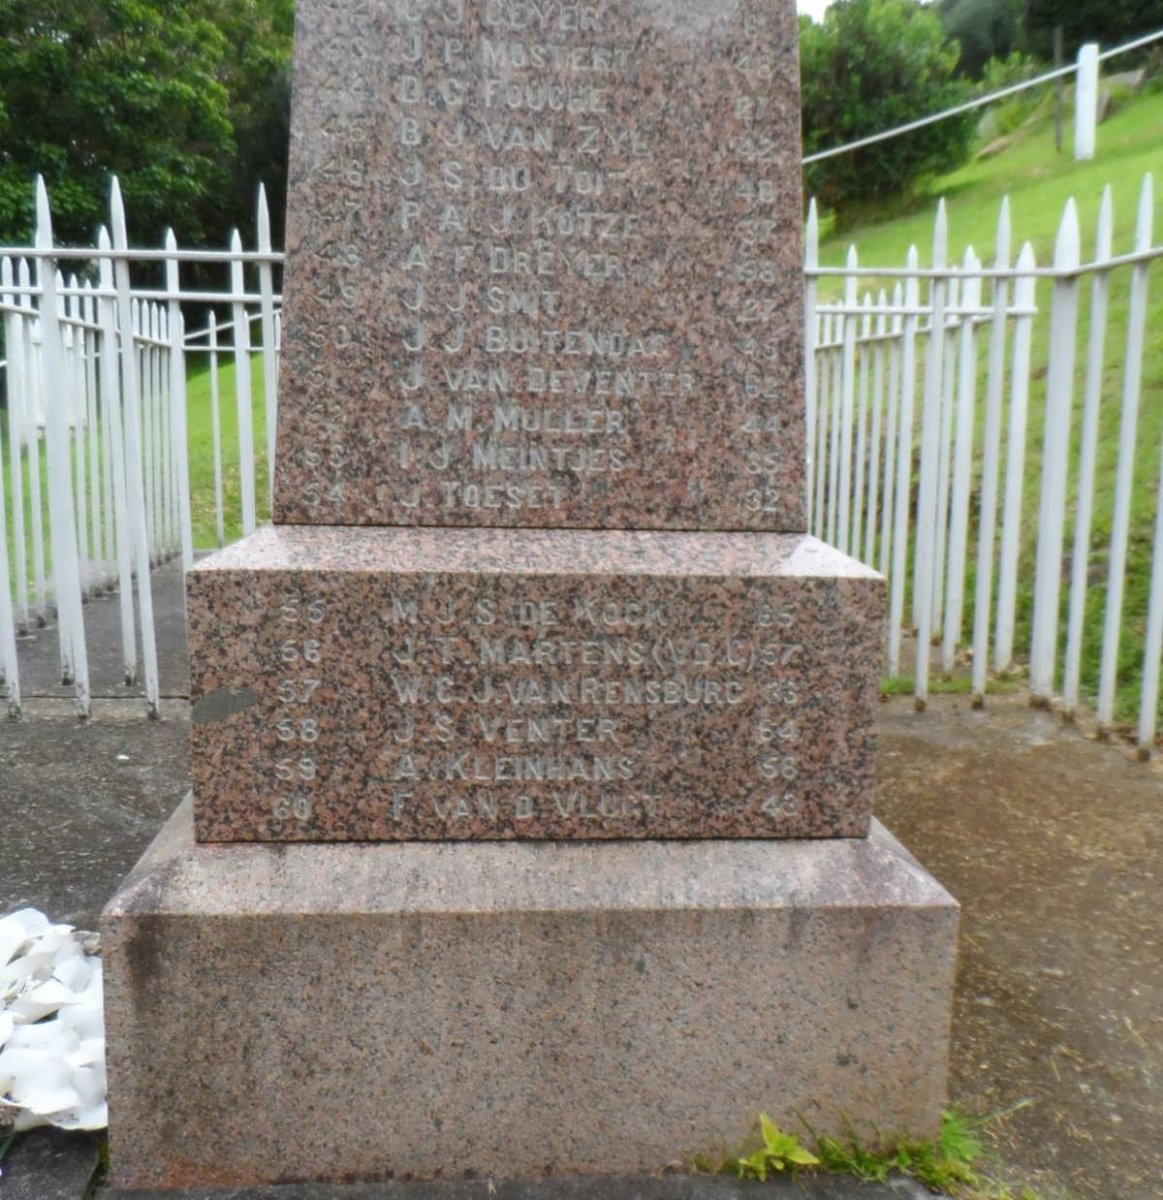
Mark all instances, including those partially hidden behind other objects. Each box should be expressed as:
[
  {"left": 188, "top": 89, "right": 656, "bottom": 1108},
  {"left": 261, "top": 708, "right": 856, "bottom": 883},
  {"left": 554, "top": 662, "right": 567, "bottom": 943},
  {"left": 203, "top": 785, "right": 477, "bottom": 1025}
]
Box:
[{"left": 274, "top": 0, "right": 807, "bottom": 530}]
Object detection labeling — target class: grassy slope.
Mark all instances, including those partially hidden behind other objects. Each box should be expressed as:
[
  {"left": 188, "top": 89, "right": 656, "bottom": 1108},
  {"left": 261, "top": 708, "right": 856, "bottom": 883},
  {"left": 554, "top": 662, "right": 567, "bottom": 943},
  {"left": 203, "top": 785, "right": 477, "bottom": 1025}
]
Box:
[
  {"left": 816, "top": 87, "right": 1163, "bottom": 725},
  {"left": 185, "top": 356, "right": 271, "bottom": 548}
]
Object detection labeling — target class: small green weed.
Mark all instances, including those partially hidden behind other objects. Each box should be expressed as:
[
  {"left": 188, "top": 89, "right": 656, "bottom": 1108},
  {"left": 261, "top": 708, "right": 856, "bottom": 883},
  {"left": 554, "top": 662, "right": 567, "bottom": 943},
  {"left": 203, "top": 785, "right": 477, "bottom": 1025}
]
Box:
[
  {"left": 727, "top": 1113, "right": 819, "bottom": 1180},
  {"left": 814, "top": 1110, "right": 983, "bottom": 1191},
  {"left": 723, "top": 1108, "right": 1049, "bottom": 1199}
]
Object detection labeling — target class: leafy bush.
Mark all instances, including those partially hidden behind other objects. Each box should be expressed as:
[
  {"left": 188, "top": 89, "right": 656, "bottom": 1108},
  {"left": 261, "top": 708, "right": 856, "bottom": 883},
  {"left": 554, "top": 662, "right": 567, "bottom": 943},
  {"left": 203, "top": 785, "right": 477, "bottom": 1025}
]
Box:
[{"left": 801, "top": 0, "right": 977, "bottom": 222}]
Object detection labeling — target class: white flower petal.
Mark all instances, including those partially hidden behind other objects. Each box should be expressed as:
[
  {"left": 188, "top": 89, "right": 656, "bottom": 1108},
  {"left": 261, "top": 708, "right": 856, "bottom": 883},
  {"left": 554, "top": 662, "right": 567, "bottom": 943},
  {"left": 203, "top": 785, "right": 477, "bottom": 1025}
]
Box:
[
  {"left": 19, "top": 1085, "right": 82, "bottom": 1119},
  {"left": 53, "top": 955, "right": 93, "bottom": 992},
  {"left": 6, "top": 1022, "right": 79, "bottom": 1053},
  {"left": 0, "top": 910, "right": 50, "bottom": 968},
  {"left": 50, "top": 1098, "right": 107, "bottom": 1131},
  {"left": 12, "top": 1107, "right": 49, "bottom": 1132}
]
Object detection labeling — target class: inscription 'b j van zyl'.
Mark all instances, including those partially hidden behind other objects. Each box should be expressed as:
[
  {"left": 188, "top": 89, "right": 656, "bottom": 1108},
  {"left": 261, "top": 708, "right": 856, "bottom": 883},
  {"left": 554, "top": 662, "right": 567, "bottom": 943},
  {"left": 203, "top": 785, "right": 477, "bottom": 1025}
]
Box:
[{"left": 274, "top": 0, "right": 808, "bottom": 532}]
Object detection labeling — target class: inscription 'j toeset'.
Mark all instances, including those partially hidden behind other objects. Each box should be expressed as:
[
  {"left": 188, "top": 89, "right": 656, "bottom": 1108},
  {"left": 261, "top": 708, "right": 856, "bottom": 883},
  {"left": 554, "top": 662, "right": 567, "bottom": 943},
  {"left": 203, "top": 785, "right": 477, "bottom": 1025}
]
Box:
[{"left": 274, "top": 0, "right": 807, "bottom": 531}]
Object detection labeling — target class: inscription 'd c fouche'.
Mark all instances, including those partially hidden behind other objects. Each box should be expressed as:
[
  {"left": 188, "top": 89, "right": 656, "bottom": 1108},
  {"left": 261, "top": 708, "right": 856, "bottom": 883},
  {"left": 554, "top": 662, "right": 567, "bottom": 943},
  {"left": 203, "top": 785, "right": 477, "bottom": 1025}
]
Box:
[{"left": 273, "top": 0, "right": 807, "bottom": 530}]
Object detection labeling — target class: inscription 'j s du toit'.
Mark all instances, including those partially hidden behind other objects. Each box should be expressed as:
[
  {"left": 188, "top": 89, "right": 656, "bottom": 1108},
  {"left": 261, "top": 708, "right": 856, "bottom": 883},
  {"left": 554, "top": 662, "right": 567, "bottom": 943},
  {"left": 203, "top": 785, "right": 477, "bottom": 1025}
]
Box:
[{"left": 274, "top": 0, "right": 807, "bottom": 530}]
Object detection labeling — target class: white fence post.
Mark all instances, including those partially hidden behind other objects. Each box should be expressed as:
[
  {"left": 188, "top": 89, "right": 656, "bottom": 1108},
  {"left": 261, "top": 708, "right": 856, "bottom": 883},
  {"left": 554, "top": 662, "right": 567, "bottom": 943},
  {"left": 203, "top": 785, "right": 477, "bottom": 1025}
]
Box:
[
  {"left": 1075, "top": 42, "right": 1100, "bottom": 162},
  {"left": 231, "top": 229, "right": 258, "bottom": 536},
  {"left": 865, "top": 289, "right": 887, "bottom": 568},
  {"left": 804, "top": 200, "right": 819, "bottom": 530},
  {"left": 1139, "top": 447, "right": 1163, "bottom": 754},
  {"left": 995, "top": 242, "right": 1037, "bottom": 671},
  {"left": 1030, "top": 199, "right": 1081, "bottom": 702},
  {"left": 879, "top": 282, "right": 903, "bottom": 581},
  {"left": 1098, "top": 174, "right": 1154, "bottom": 729},
  {"left": 165, "top": 229, "right": 195, "bottom": 571},
  {"left": 208, "top": 314, "right": 226, "bottom": 548},
  {"left": 2, "top": 257, "right": 30, "bottom": 635},
  {"left": 942, "top": 247, "right": 982, "bottom": 674},
  {"left": 111, "top": 178, "right": 161, "bottom": 716},
  {"left": 21, "top": 258, "right": 48, "bottom": 628},
  {"left": 887, "top": 247, "right": 920, "bottom": 678},
  {"left": 258, "top": 186, "right": 279, "bottom": 510},
  {"left": 34, "top": 178, "right": 90, "bottom": 714},
  {"left": 914, "top": 202, "right": 949, "bottom": 704},
  {"left": 1063, "top": 187, "right": 1114, "bottom": 714},
  {"left": 837, "top": 246, "right": 858, "bottom": 556},
  {"left": 97, "top": 226, "right": 138, "bottom": 685},
  {"left": 971, "top": 198, "right": 1012, "bottom": 702}
]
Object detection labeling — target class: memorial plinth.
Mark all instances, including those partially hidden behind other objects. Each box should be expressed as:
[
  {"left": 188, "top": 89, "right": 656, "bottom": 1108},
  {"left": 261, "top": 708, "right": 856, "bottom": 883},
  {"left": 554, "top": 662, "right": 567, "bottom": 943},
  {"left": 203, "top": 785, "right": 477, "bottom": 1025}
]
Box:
[
  {"left": 103, "top": 800, "right": 956, "bottom": 1189},
  {"left": 102, "top": 0, "right": 957, "bottom": 1189},
  {"left": 189, "top": 527, "right": 882, "bottom": 842}
]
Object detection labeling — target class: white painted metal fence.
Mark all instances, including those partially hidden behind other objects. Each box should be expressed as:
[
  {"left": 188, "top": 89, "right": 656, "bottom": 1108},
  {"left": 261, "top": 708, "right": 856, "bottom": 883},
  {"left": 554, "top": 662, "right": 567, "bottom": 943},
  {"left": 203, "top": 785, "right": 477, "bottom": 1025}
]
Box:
[
  {"left": 807, "top": 173, "right": 1163, "bottom": 751},
  {"left": 2, "top": 174, "right": 1162, "bottom": 755},
  {"left": 0, "top": 177, "right": 281, "bottom": 717}
]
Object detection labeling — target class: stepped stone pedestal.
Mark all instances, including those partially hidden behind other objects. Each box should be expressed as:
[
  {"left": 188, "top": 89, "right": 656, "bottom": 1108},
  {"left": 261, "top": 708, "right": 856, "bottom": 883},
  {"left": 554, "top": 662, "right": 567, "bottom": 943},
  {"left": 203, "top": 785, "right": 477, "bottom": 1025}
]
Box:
[
  {"left": 102, "top": 0, "right": 957, "bottom": 1189},
  {"left": 103, "top": 801, "right": 956, "bottom": 1189}
]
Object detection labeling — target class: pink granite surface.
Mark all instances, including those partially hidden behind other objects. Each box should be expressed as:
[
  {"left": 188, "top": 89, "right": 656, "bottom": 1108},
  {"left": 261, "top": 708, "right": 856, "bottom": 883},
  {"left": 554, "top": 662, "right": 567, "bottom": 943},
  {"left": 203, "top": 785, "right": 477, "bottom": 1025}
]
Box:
[
  {"left": 273, "top": 0, "right": 805, "bottom": 530},
  {"left": 102, "top": 799, "right": 958, "bottom": 1189},
  {"left": 188, "top": 526, "right": 883, "bottom": 842}
]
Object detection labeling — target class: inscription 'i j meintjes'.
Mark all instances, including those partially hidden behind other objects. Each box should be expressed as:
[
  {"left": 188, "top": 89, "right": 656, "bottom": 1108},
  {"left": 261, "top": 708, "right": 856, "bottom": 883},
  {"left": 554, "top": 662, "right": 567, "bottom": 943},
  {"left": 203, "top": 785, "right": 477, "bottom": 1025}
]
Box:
[{"left": 274, "top": 0, "right": 807, "bottom": 531}]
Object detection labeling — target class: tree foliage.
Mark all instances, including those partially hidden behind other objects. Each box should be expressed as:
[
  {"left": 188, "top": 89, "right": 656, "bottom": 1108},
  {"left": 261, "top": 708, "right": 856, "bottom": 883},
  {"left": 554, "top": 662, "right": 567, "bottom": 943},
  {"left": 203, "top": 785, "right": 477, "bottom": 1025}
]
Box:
[
  {"left": 938, "top": 0, "right": 1025, "bottom": 79},
  {"left": 0, "top": 0, "right": 292, "bottom": 247},
  {"left": 800, "top": 0, "right": 977, "bottom": 217},
  {"left": 1024, "top": 0, "right": 1162, "bottom": 58}
]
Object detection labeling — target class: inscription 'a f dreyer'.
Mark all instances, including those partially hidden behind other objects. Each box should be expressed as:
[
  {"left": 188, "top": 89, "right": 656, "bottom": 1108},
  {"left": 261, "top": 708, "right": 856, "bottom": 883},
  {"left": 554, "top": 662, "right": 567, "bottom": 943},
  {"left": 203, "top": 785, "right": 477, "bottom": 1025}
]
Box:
[{"left": 274, "top": 0, "right": 806, "bottom": 530}]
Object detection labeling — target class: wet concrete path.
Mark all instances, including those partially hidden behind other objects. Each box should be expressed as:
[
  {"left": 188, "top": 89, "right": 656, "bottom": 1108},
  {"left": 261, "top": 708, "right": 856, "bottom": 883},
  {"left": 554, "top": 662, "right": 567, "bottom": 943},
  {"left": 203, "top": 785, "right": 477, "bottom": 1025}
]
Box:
[
  {"left": 877, "top": 695, "right": 1162, "bottom": 1200},
  {"left": 1, "top": 569, "right": 1160, "bottom": 1199}
]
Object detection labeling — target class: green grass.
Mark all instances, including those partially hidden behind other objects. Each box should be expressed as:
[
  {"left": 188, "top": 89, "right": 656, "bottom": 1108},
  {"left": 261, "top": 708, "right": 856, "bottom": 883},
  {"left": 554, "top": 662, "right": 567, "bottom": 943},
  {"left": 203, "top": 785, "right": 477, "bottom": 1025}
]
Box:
[
  {"left": 815, "top": 86, "right": 1163, "bottom": 729},
  {"left": 185, "top": 355, "right": 272, "bottom": 548}
]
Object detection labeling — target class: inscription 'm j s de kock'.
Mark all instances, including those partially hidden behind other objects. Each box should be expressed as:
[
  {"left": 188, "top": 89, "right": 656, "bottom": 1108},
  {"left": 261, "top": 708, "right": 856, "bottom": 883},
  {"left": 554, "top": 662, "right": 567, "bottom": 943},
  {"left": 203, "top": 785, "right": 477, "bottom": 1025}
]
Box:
[{"left": 189, "top": 528, "right": 883, "bottom": 843}]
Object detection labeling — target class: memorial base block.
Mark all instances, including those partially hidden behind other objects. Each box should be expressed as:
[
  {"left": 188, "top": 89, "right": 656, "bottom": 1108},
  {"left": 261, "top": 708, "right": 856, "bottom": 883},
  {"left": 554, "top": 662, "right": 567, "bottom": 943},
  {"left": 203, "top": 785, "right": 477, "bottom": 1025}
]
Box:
[{"left": 102, "top": 799, "right": 958, "bottom": 1191}]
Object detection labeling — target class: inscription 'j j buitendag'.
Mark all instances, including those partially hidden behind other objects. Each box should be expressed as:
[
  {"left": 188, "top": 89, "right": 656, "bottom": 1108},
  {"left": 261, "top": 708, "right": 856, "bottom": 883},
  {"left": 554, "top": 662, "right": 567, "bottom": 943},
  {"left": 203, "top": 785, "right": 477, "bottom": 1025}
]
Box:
[{"left": 273, "top": 0, "right": 808, "bottom": 531}]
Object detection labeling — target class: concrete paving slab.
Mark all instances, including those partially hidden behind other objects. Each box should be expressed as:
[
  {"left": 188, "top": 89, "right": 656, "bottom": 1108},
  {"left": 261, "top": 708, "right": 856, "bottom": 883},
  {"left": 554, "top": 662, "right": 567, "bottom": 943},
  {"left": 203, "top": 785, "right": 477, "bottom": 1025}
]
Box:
[{"left": 0, "top": 1128, "right": 103, "bottom": 1199}]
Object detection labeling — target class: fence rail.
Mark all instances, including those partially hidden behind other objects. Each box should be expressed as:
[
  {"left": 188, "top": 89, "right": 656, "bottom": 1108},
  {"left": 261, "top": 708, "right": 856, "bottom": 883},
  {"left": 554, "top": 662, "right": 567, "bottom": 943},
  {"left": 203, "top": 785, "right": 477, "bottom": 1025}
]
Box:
[
  {"left": 806, "top": 173, "right": 1163, "bottom": 749},
  {"left": 1, "top": 173, "right": 1162, "bottom": 755}
]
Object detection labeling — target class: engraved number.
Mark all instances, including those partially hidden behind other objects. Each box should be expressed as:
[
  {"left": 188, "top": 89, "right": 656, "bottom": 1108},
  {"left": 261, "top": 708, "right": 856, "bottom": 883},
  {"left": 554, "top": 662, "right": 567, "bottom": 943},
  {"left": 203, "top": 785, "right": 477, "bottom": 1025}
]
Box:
[
  {"left": 277, "top": 678, "right": 321, "bottom": 704},
  {"left": 761, "top": 755, "right": 799, "bottom": 782},
  {"left": 275, "top": 756, "right": 317, "bottom": 782},
  {"left": 276, "top": 717, "right": 320, "bottom": 744},
  {"left": 756, "top": 718, "right": 798, "bottom": 744},
  {"left": 280, "top": 639, "right": 322, "bottom": 664},
  {"left": 761, "top": 793, "right": 798, "bottom": 819},
  {"left": 273, "top": 794, "right": 313, "bottom": 821}
]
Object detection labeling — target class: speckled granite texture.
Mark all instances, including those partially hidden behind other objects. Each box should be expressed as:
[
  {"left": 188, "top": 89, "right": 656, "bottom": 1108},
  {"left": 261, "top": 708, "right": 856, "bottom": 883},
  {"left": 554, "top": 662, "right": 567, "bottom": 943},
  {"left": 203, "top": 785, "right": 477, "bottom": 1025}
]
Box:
[
  {"left": 274, "top": 0, "right": 805, "bottom": 530},
  {"left": 102, "top": 799, "right": 958, "bottom": 1190},
  {"left": 188, "top": 527, "right": 883, "bottom": 842}
]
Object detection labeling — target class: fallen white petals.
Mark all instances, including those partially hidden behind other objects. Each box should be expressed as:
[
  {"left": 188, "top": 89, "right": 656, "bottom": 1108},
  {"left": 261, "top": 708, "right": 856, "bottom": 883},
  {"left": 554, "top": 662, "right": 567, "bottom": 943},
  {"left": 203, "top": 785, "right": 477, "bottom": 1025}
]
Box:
[{"left": 0, "top": 908, "right": 105, "bottom": 1132}]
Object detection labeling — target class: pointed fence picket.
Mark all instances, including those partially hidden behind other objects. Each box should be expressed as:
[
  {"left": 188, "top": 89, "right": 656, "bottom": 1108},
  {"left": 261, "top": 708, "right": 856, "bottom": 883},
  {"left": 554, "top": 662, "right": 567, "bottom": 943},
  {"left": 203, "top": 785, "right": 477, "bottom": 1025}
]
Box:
[{"left": 1, "top": 174, "right": 1161, "bottom": 753}]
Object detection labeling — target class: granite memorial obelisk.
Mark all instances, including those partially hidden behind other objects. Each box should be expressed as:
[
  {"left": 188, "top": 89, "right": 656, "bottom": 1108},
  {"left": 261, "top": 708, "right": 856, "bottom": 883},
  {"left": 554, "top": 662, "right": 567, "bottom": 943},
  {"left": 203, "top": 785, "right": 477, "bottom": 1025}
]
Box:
[{"left": 102, "top": 0, "right": 958, "bottom": 1187}]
